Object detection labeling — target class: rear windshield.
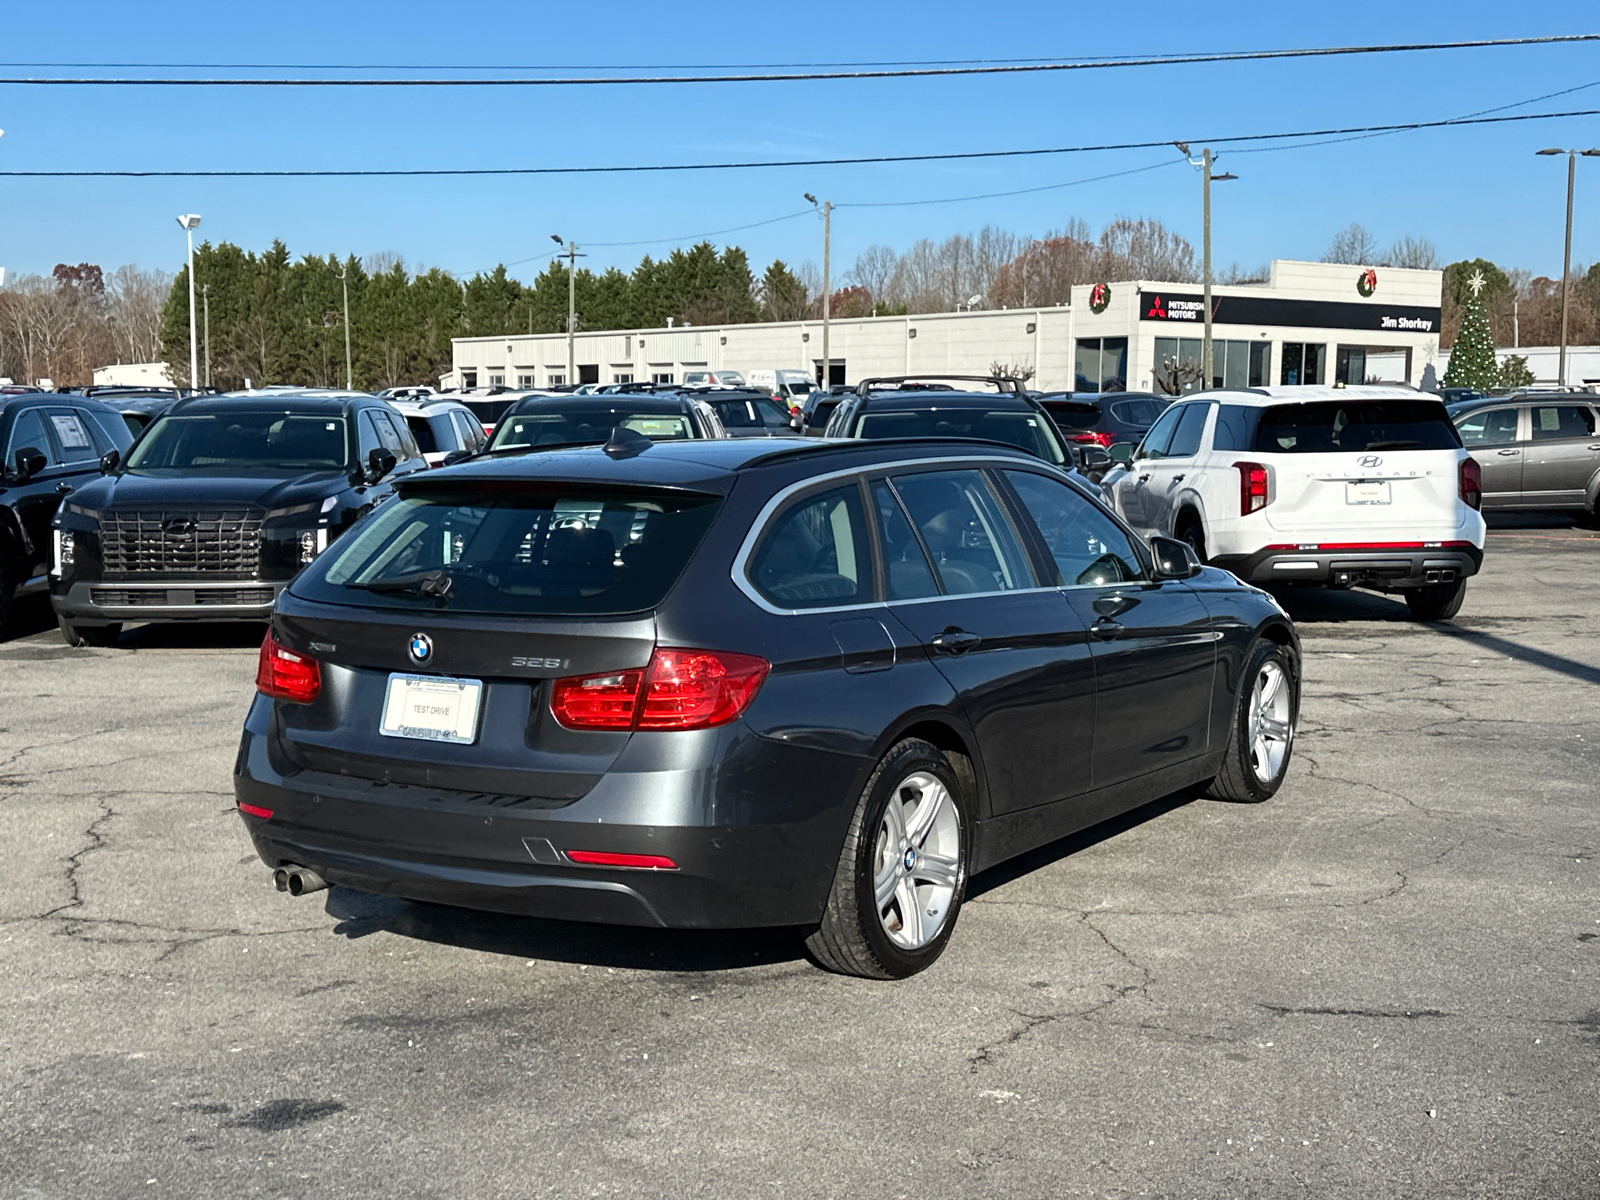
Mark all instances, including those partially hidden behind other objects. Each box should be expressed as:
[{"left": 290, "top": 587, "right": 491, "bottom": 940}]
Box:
[
  {"left": 124, "top": 411, "right": 349, "bottom": 473},
  {"left": 1041, "top": 402, "right": 1100, "bottom": 430},
  {"left": 490, "top": 405, "right": 695, "bottom": 451},
  {"left": 856, "top": 407, "right": 1067, "bottom": 465},
  {"left": 1110, "top": 398, "right": 1168, "bottom": 425},
  {"left": 709, "top": 397, "right": 790, "bottom": 429},
  {"left": 294, "top": 487, "right": 721, "bottom": 616},
  {"left": 1253, "top": 400, "right": 1461, "bottom": 454}
]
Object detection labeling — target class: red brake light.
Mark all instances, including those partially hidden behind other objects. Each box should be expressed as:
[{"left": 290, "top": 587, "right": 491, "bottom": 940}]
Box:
[
  {"left": 1236, "top": 461, "right": 1270, "bottom": 515},
  {"left": 1070, "top": 431, "right": 1114, "bottom": 446},
  {"left": 550, "top": 647, "right": 770, "bottom": 732},
  {"left": 256, "top": 631, "right": 321, "bottom": 704},
  {"left": 564, "top": 850, "right": 679, "bottom": 870},
  {"left": 1459, "top": 457, "right": 1482, "bottom": 511},
  {"left": 237, "top": 801, "right": 274, "bottom": 820}
]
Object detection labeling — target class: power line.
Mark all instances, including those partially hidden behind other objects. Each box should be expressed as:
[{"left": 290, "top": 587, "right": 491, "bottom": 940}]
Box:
[
  {"left": 0, "top": 35, "right": 1593, "bottom": 86},
  {"left": 4, "top": 107, "right": 1597, "bottom": 178}
]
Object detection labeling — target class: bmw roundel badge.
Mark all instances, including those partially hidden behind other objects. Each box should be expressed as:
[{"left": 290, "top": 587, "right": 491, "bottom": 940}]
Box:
[{"left": 408, "top": 632, "right": 433, "bottom": 665}]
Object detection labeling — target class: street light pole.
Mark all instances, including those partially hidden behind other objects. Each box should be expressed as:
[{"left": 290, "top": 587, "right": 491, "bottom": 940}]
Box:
[
  {"left": 1537, "top": 148, "right": 1600, "bottom": 388},
  {"left": 201, "top": 283, "right": 211, "bottom": 389},
  {"left": 551, "top": 236, "right": 585, "bottom": 385},
  {"left": 806, "top": 194, "right": 833, "bottom": 388},
  {"left": 176, "top": 214, "right": 201, "bottom": 391}
]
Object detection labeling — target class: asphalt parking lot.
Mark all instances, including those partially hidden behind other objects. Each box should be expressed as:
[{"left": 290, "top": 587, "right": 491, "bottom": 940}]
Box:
[{"left": 2, "top": 514, "right": 1597, "bottom": 1200}]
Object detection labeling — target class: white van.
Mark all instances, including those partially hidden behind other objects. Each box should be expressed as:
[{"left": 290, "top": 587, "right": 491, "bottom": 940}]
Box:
[
  {"left": 746, "top": 369, "right": 816, "bottom": 404},
  {"left": 1105, "top": 385, "right": 1487, "bottom": 621}
]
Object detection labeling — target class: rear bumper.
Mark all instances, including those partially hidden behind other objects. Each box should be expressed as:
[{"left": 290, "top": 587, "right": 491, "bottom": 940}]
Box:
[
  {"left": 1211, "top": 543, "right": 1484, "bottom": 588},
  {"left": 232, "top": 713, "right": 861, "bottom": 931},
  {"left": 51, "top": 578, "right": 284, "bottom": 623}
]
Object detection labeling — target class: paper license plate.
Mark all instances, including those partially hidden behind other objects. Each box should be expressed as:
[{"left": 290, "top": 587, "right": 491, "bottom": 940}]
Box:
[
  {"left": 1345, "top": 481, "right": 1391, "bottom": 506},
  {"left": 379, "top": 673, "right": 483, "bottom": 745}
]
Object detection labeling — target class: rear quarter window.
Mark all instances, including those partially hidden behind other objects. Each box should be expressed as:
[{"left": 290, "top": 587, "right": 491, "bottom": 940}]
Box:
[
  {"left": 1255, "top": 400, "right": 1462, "bottom": 454},
  {"left": 747, "top": 484, "right": 872, "bottom": 609}
]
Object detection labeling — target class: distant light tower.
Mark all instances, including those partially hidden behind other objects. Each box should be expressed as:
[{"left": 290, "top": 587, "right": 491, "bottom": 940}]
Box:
[
  {"left": 1535, "top": 147, "right": 1600, "bottom": 387},
  {"left": 1174, "top": 144, "right": 1237, "bottom": 388},
  {"left": 805, "top": 194, "right": 833, "bottom": 388},
  {"left": 176, "top": 214, "right": 202, "bottom": 391}
]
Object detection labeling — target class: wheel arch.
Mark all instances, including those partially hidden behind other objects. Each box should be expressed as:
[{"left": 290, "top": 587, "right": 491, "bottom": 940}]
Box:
[{"left": 871, "top": 710, "right": 991, "bottom": 821}]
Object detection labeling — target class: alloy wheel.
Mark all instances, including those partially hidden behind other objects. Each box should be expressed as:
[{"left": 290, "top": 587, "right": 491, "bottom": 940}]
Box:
[
  {"left": 1247, "top": 661, "right": 1293, "bottom": 783},
  {"left": 871, "top": 771, "right": 963, "bottom": 950}
]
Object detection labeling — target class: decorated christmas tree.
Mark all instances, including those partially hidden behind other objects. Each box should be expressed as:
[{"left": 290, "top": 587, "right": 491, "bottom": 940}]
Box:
[{"left": 1443, "top": 270, "right": 1498, "bottom": 389}]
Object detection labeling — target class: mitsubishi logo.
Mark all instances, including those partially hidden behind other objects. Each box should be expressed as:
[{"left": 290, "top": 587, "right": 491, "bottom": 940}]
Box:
[
  {"left": 1357, "top": 455, "right": 1383, "bottom": 469},
  {"left": 1146, "top": 294, "right": 1167, "bottom": 319},
  {"left": 163, "top": 516, "right": 196, "bottom": 538}
]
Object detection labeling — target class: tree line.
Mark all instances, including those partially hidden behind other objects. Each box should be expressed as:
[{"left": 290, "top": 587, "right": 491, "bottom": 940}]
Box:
[{"left": 0, "top": 264, "right": 171, "bottom": 388}]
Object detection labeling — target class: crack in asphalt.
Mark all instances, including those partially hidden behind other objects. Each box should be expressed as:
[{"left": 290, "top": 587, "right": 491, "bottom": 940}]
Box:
[{"left": 1259, "top": 1004, "right": 1452, "bottom": 1020}]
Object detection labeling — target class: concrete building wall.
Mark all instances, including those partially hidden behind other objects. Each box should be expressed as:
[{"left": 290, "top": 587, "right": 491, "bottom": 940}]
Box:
[{"left": 92, "top": 362, "right": 176, "bottom": 387}]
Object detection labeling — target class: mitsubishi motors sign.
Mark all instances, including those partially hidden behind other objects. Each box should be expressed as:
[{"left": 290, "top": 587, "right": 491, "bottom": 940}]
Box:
[{"left": 1138, "top": 290, "right": 1440, "bottom": 334}]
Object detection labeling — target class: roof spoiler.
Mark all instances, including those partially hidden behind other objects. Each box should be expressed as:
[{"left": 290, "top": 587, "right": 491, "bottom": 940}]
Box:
[{"left": 855, "top": 374, "right": 1028, "bottom": 401}]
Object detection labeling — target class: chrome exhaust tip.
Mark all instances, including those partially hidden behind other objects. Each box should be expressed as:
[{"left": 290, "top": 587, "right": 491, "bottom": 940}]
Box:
[
  {"left": 272, "top": 868, "right": 290, "bottom": 892},
  {"left": 286, "top": 866, "right": 328, "bottom": 896}
]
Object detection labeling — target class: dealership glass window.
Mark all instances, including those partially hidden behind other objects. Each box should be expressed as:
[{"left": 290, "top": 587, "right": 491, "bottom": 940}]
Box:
[
  {"left": 1334, "top": 346, "right": 1366, "bottom": 385},
  {"left": 1073, "top": 337, "right": 1128, "bottom": 392},
  {"left": 461, "top": 370, "right": 477, "bottom": 389},
  {"left": 613, "top": 371, "right": 634, "bottom": 384},
  {"left": 546, "top": 373, "right": 565, "bottom": 386},
  {"left": 516, "top": 373, "right": 534, "bottom": 388},
  {"left": 1280, "top": 343, "right": 1325, "bottom": 386},
  {"left": 651, "top": 371, "right": 675, "bottom": 385},
  {"left": 1212, "top": 339, "right": 1270, "bottom": 389},
  {"left": 1152, "top": 337, "right": 1203, "bottom": 395},
  {"left": 1249, "top": 341, "right": 1271, "bottom": 387}
]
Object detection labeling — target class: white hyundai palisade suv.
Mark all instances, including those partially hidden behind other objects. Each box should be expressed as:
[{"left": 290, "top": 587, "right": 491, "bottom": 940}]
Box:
[{"left": 1106, "top": 385, "right": 1486, "bottom": 620}]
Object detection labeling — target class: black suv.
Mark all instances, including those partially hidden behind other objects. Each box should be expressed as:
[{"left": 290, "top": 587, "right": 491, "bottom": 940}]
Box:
[
  {"left": 1036, "top": 392, "right": 1172, "bottom": 449},
  {"left": 1, "top": 393, "right": 134, "bottom": 636},
  {"left": 822, "top": 376, "right": 1076, "bottom": 467},
  {"left": 485, "top": 394, "right": 728, "bottom": 452},
  {"left": 237, "top": 437, "right": 1299, "bottom": 978},
  {"left": 50, "top": 391, "right": 429, "bottom": 645}
]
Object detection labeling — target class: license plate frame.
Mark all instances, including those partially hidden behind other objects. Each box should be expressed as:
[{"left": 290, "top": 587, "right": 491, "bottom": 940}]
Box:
[
  {"left": 379, "top": 672, "right": 484, "bottom": 745},
  {"left": 1345, "top": 480, "right": 1392, "bottom": 506}
]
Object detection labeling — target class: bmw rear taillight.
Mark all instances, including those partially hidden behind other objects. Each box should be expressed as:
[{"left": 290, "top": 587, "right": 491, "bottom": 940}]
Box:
[
  {"left": 550, "top": 648, "right": 770, "bottom": 732},
  {"left": 256, "top": 630, "right": 321, "bottom": 704},
  {"left": 1236, "top": 461, "right": 1270, "bottom": 515},
  {"left": 1071, "top": 431, "right": 1114, "bottom": 446},
  {"left": 1459, "top": 457, "right": 1482, "bottom": 511}
]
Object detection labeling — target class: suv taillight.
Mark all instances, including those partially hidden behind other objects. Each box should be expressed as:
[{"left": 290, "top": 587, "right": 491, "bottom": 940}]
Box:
[
  {"left": 551, "top": 648, "right": 770, "bottom": 731},
  {"left": 1459, "top": 457, "right": 1482, "bottom": 511},
  {"left": 256, "top": 631, "right": 321, "bottom": 704},
  {"left": 1236, "top": 461, "right": 1270, "bottom": 515}
]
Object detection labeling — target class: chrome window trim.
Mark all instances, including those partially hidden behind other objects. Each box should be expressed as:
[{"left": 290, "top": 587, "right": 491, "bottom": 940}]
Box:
[{"left": 731, "top": 453, "right": 1093, "bottom": 617}]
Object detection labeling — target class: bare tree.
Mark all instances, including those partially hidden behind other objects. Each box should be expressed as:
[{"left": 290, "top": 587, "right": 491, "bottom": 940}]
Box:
[
  {"left": 848, "top": 245, "right": 899, "bottom": 312},
  {"left": 1217, "top": 261, "right": 1270, "bottom": 285},
  {"left": 363, "top": 251, "right": 405, "bottom": 276},
  {"left": 1322, "top": 223, "right": 1380, "bottom": 265},
  {"left": 105, "top": 265, "right": 174, "bottom": 364},
  {"left": 1098, "top": 218, "right": 1197, "bottom": 281},
  {"left": 988, "top": 359, "right": 1036, "bottom": 383},
  {"left": 1384, "top": 236, "right": 1439, "bottom": 270}
]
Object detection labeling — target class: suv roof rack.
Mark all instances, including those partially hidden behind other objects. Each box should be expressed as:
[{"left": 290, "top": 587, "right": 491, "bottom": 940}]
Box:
[{"left": 854, "top": 374, "right": 1028, "bottom": 401}]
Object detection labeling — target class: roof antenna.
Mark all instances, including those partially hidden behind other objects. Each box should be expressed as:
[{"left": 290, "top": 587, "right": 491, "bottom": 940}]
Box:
[{"left": 602, "top": 426, "right": 653, "bottom": 460}]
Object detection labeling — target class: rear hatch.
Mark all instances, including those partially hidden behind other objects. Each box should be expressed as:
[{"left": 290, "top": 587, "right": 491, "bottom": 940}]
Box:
[
  {"left": 268, "top": 476, "right": 724, "bottom": 801},
  {"left": 1246, "top": 399, "right": 1469, "bottom": 537}
]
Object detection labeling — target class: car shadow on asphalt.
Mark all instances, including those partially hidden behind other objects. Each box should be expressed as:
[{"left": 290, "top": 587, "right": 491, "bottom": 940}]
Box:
[{"left": 320, "top": 887, "right": 812, "bottom": 973}]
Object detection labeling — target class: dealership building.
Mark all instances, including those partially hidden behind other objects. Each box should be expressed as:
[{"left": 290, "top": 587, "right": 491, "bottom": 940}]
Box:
[{"left": 445, "top": 259, "right": 1444, "bottom": 395}]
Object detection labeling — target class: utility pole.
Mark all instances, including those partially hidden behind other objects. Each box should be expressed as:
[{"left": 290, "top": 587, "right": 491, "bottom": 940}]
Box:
[
  {"left": 1174, "top": 145, "right": 1236, "bottom": 389},
  {"left": 806, "top": 194, "right": 832, "bottom": 387},
  {"left": 201, "top": 283, "right": 212, "bottom": 388},
  {"left": 335, "top": 261, "right": 353, "bottom": 390},
  {"left": 176, "top": 214, "right": 201, "bottom": 391},
  {"left": 551, "top": 236, "right": 586, "bottom": 385},
  {"left": 1537, "top": 147, "right": 1599, "bottom": 388}
]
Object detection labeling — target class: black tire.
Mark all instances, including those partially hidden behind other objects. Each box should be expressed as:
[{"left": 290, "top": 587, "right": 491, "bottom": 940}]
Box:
[
  {"left": 1175, "top": 514, "right": 1208, "bottom": 563},
  {"left": 57, "top": 614, "right": 122, "bottom": 648},
  {"left": 805, "top": 738, "right": 972, "bottom": 980},
  {"left": 1206, "top": 638, "right": 1297, "bottom": 804},
  {"left": 1404, "top": 578, "right": 1467, "bottom": 622}
]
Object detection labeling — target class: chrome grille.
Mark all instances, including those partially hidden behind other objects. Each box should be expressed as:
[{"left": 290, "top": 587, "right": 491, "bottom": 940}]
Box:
[
  {"left": 90, "top": 587, "right": 276, "bottom": 607},
  {"left": 100, "top": 509, "right": 263, "bottom": 578}
]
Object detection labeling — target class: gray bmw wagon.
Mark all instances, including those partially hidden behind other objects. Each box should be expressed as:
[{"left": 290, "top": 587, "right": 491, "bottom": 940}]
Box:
[{"left": 236, "top": 434, "right": 1300, "bottom": 978}]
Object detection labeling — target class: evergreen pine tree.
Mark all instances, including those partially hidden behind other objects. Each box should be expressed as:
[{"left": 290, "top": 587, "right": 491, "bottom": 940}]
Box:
[{"left": 1443, "top": 271, "right": 1498, "bottom": 389}]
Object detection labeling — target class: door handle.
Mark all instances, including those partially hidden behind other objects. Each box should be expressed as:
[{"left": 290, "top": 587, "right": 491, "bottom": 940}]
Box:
[
  {"left": 1496, "top": 449, "right": 1520, "bottom": 456},
  {"left": 1090, "top": 619, "right": 1125, "bottom": 641},
  {"left": 1171, "top": 473, "right": 1184, "bottom": 482},
  {"left": 930, "top": 628, "right": 982, "bottom": 654},
  {"left": 1588, "top": 444, "right": 1600, "bottom": 451},
  {"left": 56, "top": 482, "right": 74, "bottom": 493},
  {"left": 1137, "top": 473, "right": 1151, "bottom": 483}
]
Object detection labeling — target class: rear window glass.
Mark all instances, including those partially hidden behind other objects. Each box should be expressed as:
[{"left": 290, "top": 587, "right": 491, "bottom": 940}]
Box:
[
  {"left": 1041, "top": 402, "right": 1100, "bottom": 430},
  {"left": 1212, "top": 404, "right": 1259, "bottom": 452},
  {"left": 710, "top": 397, "right": 789, "bottom": 429},
  {"left": 856, "top": 407, "right": 1066, "bottom": 465},
  {"left": 1254, "top": 400, "right": 1461, "bottom": 454},
  {"left": 295, "top": 487, "right": 721, "bottom": 616},
  {"left": 1111, "top": 398, "right": 1168, "bottom": 425},
  {"left": 1530, "top": 405, "right": 1596, "bottom": 440},
  {"left": 749, "top": 484, "right": 871, "bottom": 609},
  {"left": 491, "top": 406, "right": 693, "bottom": 451},
  {"left": 405, "top": 416, "right": 438, "bottom": 454},
  {"left": 125, "top": 412, "right": 350, "bottom": 473}
]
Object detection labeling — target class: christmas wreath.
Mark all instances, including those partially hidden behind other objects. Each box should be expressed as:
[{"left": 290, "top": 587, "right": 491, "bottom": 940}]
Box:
[
  {"left": 1088, "top": 281, "right": 1111, "bottom": 313},
  {"left": 1356, "top": 268, "right": 1377, "bottom": 298}
]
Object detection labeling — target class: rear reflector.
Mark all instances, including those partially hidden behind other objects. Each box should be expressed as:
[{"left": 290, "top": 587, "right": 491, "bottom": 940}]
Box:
[
  {"left": 564, "top": 850, "right": 679, "bottom": 870},
  {"left": 237, "top": 802, "right": 274, "bottom": 820},
  {"left": 256, "top": 631, "right": 321, "bottom": 704},
  {"left": 1264, "top": 541, "right": 1475, "bottom": 552},
  {"left": 1236, "top": 461, "right": 1270, "bottom": 515},
  {"left": 551, "top": 647, "right": 770, "bottom": 732}
]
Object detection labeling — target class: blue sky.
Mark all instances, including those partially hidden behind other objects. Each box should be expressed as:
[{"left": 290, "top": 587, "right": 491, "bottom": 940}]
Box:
[{"left": 0, "top": 1, "right": 1596, "bottom": 286}]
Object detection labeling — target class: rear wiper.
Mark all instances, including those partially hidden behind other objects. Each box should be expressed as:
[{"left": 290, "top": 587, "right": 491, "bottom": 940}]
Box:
[
  {"left": 1362, "top": 439, "right": 1423, "bottom": 450},
  {"left": 346, "top": 570, "right": 453, "bottom": 598}
]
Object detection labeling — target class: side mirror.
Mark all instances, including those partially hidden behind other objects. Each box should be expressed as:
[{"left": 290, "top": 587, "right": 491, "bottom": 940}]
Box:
[
  {"left": 1150, "top": 535, "right": 1203, "bottom": 580},
  {"left": 1107, "top": 442, "right": 1135, "bottom": 465},
  {"left": 440, "top": 449, "right": 474, "bottom": 467},
  {"left": 1078, "top": 445, "right": 1111, "bottom": 471},
  {"left": 13, "top": 447, "right": 47, "bottom": 483},
  {"left": 100, "top": 449, "right": 120, "bottom": 475},
  {"left": 366, "top": 448, "right": 398, "bottom": 483}
]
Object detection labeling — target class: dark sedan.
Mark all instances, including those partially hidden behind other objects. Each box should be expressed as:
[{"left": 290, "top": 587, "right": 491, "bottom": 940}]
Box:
[
  {"left": 236, "top": 437, "right": 1299, "bottom": 978},
  {"left": 50, "top": 392, "right": 429, "bottom": 645}
]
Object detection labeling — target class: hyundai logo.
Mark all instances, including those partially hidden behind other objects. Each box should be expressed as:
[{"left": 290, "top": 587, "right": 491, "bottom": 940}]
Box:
[
  {"left": 1357, "top": 454, "right": 1383, "bottom": 468},
  {"left": 408, "top": 632, "right": 433, "bottom": 664},
  {"left": 163, "top": 516, "right": 196, "bottom": 538}
]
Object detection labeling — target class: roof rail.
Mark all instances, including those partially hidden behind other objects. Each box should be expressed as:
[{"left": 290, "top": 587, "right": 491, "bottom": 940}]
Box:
[
  {"left": 740, "top": 434, "right": 1041, "bottom": 471},
  {"left": 855, "top": 374, "right": 1027, "bottom": 401}
]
